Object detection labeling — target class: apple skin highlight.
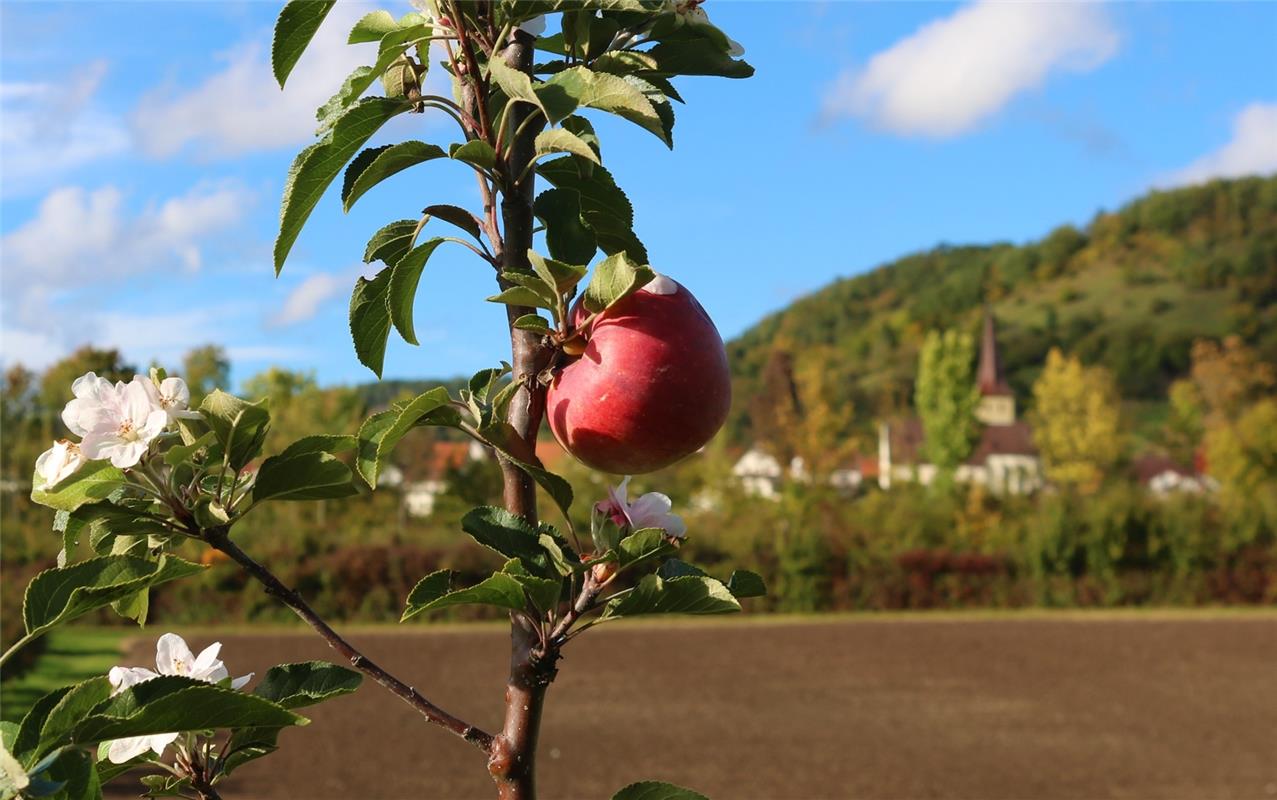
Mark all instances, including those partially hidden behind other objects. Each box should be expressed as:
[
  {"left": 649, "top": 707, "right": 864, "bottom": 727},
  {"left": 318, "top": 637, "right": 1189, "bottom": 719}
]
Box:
[{"left": 547, "top": 277, "right": 732, "bottom": 475}]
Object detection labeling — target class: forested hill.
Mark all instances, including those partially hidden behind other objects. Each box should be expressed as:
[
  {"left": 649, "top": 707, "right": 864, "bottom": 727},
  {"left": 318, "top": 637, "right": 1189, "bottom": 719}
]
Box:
[{"left": 724, "top": 175, "right": 1277, "bottom": 444}]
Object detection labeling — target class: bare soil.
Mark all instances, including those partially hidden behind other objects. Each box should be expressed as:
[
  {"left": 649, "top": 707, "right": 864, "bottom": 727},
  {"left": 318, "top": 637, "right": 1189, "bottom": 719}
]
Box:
[{"left": 112, "top": 615, "right": 1277, "bottom": 800}]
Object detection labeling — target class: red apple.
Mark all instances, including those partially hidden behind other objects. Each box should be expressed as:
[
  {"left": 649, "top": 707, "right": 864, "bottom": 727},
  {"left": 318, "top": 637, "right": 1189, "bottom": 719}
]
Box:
[{"left": 546, "top": 275, "right": 731, "bottom": 474}]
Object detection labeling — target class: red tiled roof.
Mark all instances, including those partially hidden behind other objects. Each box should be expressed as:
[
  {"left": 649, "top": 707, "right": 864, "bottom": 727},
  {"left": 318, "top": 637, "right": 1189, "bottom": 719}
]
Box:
[
  {"left": 1131, "top": 454, "right": 1195, "bottom": 484},
  {"left": 886, "top": 417, "right": 1037, "bottom": 465},
  {"left": 422, "top": 441, "right": 472, "bottom": 479},
  {"left": 535, "top": 438, "right": 567, "bottom": 471},
  {"left": 966, "top": 422, "right": 1037, "bottom": 462}
]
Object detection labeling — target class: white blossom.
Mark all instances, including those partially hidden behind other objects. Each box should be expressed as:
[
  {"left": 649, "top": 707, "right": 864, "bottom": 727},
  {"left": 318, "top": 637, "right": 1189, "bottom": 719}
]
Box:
[
  {"left": 143, "top": 376, "right": 201, "bottom": 423},
  {"left": 60, "top": 372, "right": 115, "bottom": 437},
  {"left": 596, "top": 477, "right": 687, "bottom": 539},
  {"left": 75, "top": 377, "right": 168, "bottom": 469},
  {"left": 105, "top": 633, "right": 253, "bottom": 764},
  {"left": 35, "top": 440, "right": 84, "bottom": 489}
]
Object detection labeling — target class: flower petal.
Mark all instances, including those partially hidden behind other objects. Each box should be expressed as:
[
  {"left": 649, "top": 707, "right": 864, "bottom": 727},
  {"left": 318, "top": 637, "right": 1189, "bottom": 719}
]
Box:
[
  {"left": 231, "top": 672, "right": 254, "bottom": 690},
  {"left": 155, "top": 633, "right": 195, "bottom": 676},
  {"left": 192, "top": 642, "right": 223, "bottom": 674},
  {"left": 628, "top": 491, "right": 673, "bottom": 526},
  {"left": 147, "top": 732, "right": 180, "bottom": 756},
  {"left": 107, "top": 736, "right": 152, "bottom": 764},
  {"left": 108, "top": 666, "right": 158, "bottom": 694}
]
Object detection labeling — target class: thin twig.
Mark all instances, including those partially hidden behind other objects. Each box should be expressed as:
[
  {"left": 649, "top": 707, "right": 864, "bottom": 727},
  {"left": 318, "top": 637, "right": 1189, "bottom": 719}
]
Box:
[{"left": 203, "top": 527, "right": 494, "bottom": 754}]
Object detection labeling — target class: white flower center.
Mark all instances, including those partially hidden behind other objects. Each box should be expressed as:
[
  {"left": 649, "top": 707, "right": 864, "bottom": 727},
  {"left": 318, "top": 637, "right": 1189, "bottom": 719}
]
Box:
[{"left": 118, "top": 419, "right": 139, "bottom": 441}]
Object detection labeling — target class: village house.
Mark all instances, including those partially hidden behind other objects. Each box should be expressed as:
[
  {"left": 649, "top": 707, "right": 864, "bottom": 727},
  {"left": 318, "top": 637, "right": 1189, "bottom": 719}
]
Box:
[
  {"left": 878, "top": 311, "right": 1042, "bottom": 494},
  {"left": 1131, "top": 453, "right": 1217, "bottom": 497},
  {"left": 384, "top": 439, "right": 487, "bottom": 518}
]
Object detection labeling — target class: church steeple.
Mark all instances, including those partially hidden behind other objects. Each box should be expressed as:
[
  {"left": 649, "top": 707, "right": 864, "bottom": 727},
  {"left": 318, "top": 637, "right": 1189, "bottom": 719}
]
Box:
[{"left": 975, "top": 307, "right": 1016, "bottom": 425}]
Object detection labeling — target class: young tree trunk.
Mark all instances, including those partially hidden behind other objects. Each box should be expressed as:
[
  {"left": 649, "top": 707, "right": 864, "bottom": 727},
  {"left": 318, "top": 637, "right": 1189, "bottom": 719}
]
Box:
[{"left": 488, "top": 30, "right": 554, "bottom": 800}]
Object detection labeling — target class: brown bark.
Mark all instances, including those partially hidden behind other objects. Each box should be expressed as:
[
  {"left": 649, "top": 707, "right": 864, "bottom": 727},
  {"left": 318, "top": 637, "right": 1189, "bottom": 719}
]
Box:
[{"left": 485, "top": 28, "right": 555, "bottom": 800}]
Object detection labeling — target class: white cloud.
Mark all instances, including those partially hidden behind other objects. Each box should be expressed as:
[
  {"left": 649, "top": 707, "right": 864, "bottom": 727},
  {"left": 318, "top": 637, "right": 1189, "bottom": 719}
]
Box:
[
  {"left": 272, "top": 271, "right": 350, "bottom": 326},
  {"left": 0, "top": 60, "right": 130, "bottom": 194},
  {"left": 822, "top": 1, "right": 1119, "bottom": 138},
  {"left": 1162, "top": 102, "right": 1277, "bottom": 187},
  {"left": 130, "top": 3, "right": 377, "bottom": 158},
  {"left": 0, "top": 181, "right": 254, "bottom": 368}
]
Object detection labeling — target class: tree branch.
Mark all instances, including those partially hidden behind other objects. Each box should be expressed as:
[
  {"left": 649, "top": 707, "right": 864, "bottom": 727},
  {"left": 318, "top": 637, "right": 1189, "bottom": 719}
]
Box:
[{"left": 203, "top": 526, "right": 494, "bottom": 754}]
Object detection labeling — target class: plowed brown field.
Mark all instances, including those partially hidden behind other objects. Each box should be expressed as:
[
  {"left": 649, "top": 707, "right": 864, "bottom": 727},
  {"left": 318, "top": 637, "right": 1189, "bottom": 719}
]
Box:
[{"left": 109, "top": 615, "right": 1277, "bottom": 800}]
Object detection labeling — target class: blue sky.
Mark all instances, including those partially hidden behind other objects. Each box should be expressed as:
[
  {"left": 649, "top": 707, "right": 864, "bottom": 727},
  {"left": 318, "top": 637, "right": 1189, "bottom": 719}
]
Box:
[{"left": 2, "top": 1, "right": 1275, "bottom": 388}]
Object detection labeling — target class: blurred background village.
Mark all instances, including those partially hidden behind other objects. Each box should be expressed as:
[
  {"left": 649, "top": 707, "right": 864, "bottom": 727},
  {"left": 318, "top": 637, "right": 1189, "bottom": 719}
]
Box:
[{"left": 4, "top": 175, "right": 1274, "bottom": 690}]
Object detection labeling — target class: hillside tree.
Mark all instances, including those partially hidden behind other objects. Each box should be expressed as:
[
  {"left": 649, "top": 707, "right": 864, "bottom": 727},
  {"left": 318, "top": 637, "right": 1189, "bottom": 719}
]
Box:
[
  {"left": 915, "top": 328, "right": 979, "bottom": 473},
  {"left": 1031, "top": 348, "right": 1122, "bottom": 488}
]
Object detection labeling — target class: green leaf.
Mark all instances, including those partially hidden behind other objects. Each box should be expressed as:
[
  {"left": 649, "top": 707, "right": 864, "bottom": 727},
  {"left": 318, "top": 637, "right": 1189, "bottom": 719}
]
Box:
[
  {"left": 534, "top": 127, "right": 601, "bottom": 165},
  {"left": 528, "top": 249, "right": 587, "bottom": 292},
  {"left": 275, "top": 97, "right": 409, "bottom": 274},
  {"left": 364, "top": 219, "right": 421, "bottom": 267},
  {"left": 468, "top": 365, "right": 511, "bottom": 403},
  {"left": 253, "top": 452, "right": 356, "bottom": 502},
  {"left": 533, "top": 187, "right": 597, "bottom": 265},
  {"left": 252, "top": 662, "right": 362, "bottom": 709},
  {"left": 271, "top": 0, "right": 336, "bottom": 88},
  {"left": 388, "top": 238, "right": 446, "bottom": 346},
  {"left": 611, "top": 781, "right": 710, "bottom": 800},
  {"left": 603, "top": 574, "right": 740, "bottom": 619},
  {"left": 536, "top": 66, "right": 668, "bottom": 145},
  {"left": 199, "top": 390, "right": 271, "bottom": 471},
  {"left": 22, "top": 556, "right": 203, "bottom": 640},
  {"left": 401, "top": 569, "right": 527, "bottom": 621},
  {"left": 500, "top": 559, "right": 561, "bottom": 616},
  {"left": 314, "top": 66, "right": 374, "bottom": 135},
  {"left": 354, "top": 387, "right": 451, "bottom": 487},
  {"left": 513, "top": 314, "right": 551, "bottom": 334},
  {"left": 475, "top": 424, "right": 575, "bottom": 520},
  {"left": 488, "top": 57, "right": 548, "bottom": 119},
  {"left": 591, "top": 50, "right": 660, "bottom": 75},
  {"left": 278, "top": 434, "right": 357, "bottom": 459},
  {"left": 31, "top": 678, "right": 112, "bottom": 764},
  {"left": 70, "top": 676, "right": 304, "bottom": 746},
  {"left": 34, "top": 747, "right": 97, "bottom": 800},
  {"left": 348, "top": 10, "right": 397, "bottom": 43},
  {"left": 582, "top": 251, "right": 654, "bottom": 314},
  {"left": 111, "top": 587, "right": 149, "bottom": 626},
  {"left": 449, "top": 139, "right": 497, "bottom": 171},
  {"left": 537, "top": 158, "right": 645, "bottom": 262},
  {"left": 617, "top": 528, "right": 674, "bottom": 567},
  {"left": 355, "top": 410, "right": 397, "bottom": 489},
  {"left": 348, "top": 266, "right": 394, "bottom": 378},
  {"left": 163, "top": 430, "right": 216, "bottom": 466},
  {"left": 140, "top": 774, "right": 191, "bottom": 798},
  {"left": 647, "top": 40, "right": 754, "bottom": 79},
  {"left": 561, "top": 115, "right": 601, "bottom": 158},
  {"left": 30, "top": 461, "right": 125, "bottom": 513},
  {"left": 624, "top": 75, "right": 674, "bottom": 144},
  {"left": 656, "top": 558, "right": 707, "bottom": 580},
  {"left": 460, "top": 507, "right": 560, "bottom": 579},
  {"left": 422, "top": 204, "right": 484, "bottom": 242},
  {"left": 726, "top": 569, "right": 767, "bottom": 599},
  {"left": 342, "top": 141, "right": 446, "bottom": 212},
  {"left": 223, "top": 661, "right": 359, "bottom": 777},
  {"left": 487, "top": 286, "right": 554, "bottom": 310},
  {"left": 12, "top": 688, "right": 70, "bottom": 765}
]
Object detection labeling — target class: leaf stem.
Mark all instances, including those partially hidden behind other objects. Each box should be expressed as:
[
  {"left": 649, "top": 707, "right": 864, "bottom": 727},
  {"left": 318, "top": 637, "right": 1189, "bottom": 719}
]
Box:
[{"left": 203, "top": 526, "right": 494, "bottom": 754}]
